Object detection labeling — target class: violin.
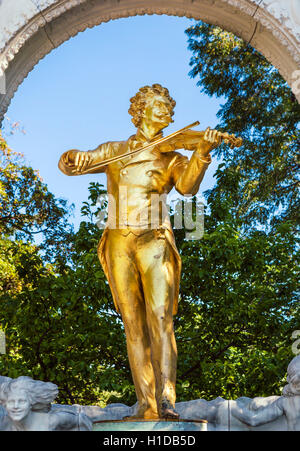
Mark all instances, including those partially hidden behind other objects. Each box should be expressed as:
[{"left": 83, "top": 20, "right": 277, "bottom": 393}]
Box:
[
  {"left": 157, "top": 123, "right": 243, "bottom": 153},
  {"left": 79, "top": 121, "right": 243, "bottom": 174}
]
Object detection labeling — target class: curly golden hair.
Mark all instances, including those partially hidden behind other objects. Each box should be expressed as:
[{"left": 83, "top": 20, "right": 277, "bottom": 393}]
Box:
[{"left": 128, "top": 84, "right": 176, "bottom": 127}]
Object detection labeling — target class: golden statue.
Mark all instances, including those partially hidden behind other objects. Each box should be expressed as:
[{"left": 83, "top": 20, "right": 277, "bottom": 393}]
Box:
[{"left": 58, "top": 84, "right": 242, "bottom": 420}]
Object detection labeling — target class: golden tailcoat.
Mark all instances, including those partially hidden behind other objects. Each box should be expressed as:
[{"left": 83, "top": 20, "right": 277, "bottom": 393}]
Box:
[{"left": 59, "top": 133, "right": 211, "bottom": 316}]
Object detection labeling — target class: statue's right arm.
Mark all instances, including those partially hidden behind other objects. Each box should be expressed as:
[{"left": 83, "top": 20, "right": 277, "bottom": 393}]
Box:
[{"left": 58, "top": 141, "right": 122, "bottom": 176}]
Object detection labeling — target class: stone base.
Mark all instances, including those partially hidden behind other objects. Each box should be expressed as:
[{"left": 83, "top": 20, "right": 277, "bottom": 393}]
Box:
[{"left": 93, "top": 419, "right": 207, "bottom": 431}]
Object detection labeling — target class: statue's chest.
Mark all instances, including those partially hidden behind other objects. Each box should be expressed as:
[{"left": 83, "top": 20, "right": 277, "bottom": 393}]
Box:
[{"left": 107, "top": 151, "right": 171, "bottom": 192}]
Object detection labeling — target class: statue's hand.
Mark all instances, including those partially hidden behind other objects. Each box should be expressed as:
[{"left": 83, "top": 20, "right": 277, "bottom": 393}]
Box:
[
  {"left": 75, "top": 151, "right": 92, "bottom": 173},
  {"left": 196, "top": 127, "right": 223, "bottom": 157},
  {"left": 197, "top": 128, "right": 243, "bottom": 157},
  {"left": 64, "top": 150, "right": 92, "bottom": 173}
]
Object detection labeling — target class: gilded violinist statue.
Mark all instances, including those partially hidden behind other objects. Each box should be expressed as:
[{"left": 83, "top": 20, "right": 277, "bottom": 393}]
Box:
[{"left": 58, "top": 84, "right": 242, "bottom": 420}]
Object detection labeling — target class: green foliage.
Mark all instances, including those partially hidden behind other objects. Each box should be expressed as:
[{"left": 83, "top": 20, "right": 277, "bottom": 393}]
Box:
[
  {"left": 0, "top": 132, "right": 73, "bottom": 261},
  {"left": 0, "top": 169, "right": 132, "bottom": 404},
  {"left": 1, "top": 177, "right": 298, "bottom": 404},
  {"left": 174, "top": 218, "right": 298, "bottom": 400},
  {"left": 173, "top": 21, "right": 300, "bottom": 399},
  {"left": 186, "top": 22, "right": 300, "bottom": 230},
  {"left": 0, "top": 236, "right": 131, "bottom": 404},
  {"left": 0, "top": 23, "right": 299, "bottom": 405}
]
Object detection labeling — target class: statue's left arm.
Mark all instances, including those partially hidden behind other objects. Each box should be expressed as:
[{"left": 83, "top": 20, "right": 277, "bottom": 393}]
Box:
[
  {"left": 169, "top": 128, "right": 222, "bottom": 195},
  {"left": 170, "top": 152, "right": 211, "bottom": 196}
]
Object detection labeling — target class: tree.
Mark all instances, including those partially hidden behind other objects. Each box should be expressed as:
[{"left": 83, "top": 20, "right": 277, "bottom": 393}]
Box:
[
  {"left": 0, "top": 132, "right": 73, "bottom": 262},
  {"left": 185, "top": 22, "right": 300, "bottom": 230},
  {"left": 1, "top": 176, "right": 298, "bottom": 404},
  {"left": 0, "top": 164, "right": 132, "bottom": 404},
  {"left": 173, "top": 21, "right": 300, "bottom": 400},
  {"left": 0, "top": 147, "right": 133, "bottom": 405},
  {"left": 1, "top": 23, "right": 299, "bottom": 404},
  {"left": 174, "top": 197, "right": 299, "bottom": 401}
]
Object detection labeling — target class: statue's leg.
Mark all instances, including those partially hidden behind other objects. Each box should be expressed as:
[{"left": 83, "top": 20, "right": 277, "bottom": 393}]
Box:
[
  {"left": 104, "top": 230, "right": 158, "bottom": 419},
  {"left": 136, "top": 230, "right": 179, "bottom": 419}
]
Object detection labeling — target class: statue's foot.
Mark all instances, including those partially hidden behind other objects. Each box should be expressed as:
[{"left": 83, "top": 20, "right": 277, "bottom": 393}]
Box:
[{"left": 159, "top": 398, "right": 179, "bottom": 420}]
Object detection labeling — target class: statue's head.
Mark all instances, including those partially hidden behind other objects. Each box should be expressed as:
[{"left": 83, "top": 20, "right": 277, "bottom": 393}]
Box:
[
  {"left": 0, "top": 376, "right": 58, "bottom": 422},
  {"left": 129, "top": 84, "right": 176, "bottom": 131},
  {"left": 282, "top": 355, "right": 300, "bottom": 397}
]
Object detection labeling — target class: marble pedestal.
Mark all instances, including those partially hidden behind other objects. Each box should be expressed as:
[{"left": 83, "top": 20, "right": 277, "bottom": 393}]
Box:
[{"left": 93, "top": 419, "right": 207, "bottom": 431}]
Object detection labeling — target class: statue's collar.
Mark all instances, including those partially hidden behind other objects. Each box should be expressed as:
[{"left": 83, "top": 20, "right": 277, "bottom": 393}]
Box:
[
  {"left": 120, "top": 130, "right": 163, "bottom": 167},
  {"left": 133, "top": 128, "right": 163, "bottom": 145}
]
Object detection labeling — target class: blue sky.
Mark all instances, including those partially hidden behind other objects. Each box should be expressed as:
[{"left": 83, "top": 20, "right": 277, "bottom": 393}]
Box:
[{"left": 4, "top": 15, "right": 223, "bottom": 229}]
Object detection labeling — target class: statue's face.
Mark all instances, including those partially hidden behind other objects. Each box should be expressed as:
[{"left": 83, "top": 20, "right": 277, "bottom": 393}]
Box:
[
  {"left": 290, "top": 373, "right": 300, "bottom": 395},
  {"left": 143, "top": 94, "right": 173, "bottom": 130},
  {"left": 5, "top": 388, "right": 31, "bottom": 422}
]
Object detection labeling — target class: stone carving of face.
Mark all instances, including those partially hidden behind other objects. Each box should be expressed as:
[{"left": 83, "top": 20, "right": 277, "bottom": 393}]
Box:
[
  {"left": 143, "top": 94, "right": 173, "bottom": 131},
  {"left": 5, "top": 388, "right": 31, "bottom": 422},
  {"left": 283, "top": 355, "right": 300, "bottom": 397},
  {"left": 289, "top": 373, "right": 300, "bottom": 395}
]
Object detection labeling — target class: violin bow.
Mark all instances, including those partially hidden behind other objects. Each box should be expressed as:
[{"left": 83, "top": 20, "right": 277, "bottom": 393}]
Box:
[{"left": 78, "top": 121, "right": 200, "bottom": 174}]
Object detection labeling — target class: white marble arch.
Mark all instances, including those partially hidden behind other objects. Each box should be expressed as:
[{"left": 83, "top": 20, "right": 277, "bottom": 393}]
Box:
[{"left": 0, "top": 0, "right": 299, "bottom": 123}]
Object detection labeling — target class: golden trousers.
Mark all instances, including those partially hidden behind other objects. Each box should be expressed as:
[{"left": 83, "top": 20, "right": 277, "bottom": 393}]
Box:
[{"left": 103, "top": 228, "right": 178, "bottom": 417}]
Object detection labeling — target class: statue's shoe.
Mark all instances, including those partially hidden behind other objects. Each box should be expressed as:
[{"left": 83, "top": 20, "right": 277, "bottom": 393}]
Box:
[{"left": 159, "top": 398, "right": 179, "bottom": 420}]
